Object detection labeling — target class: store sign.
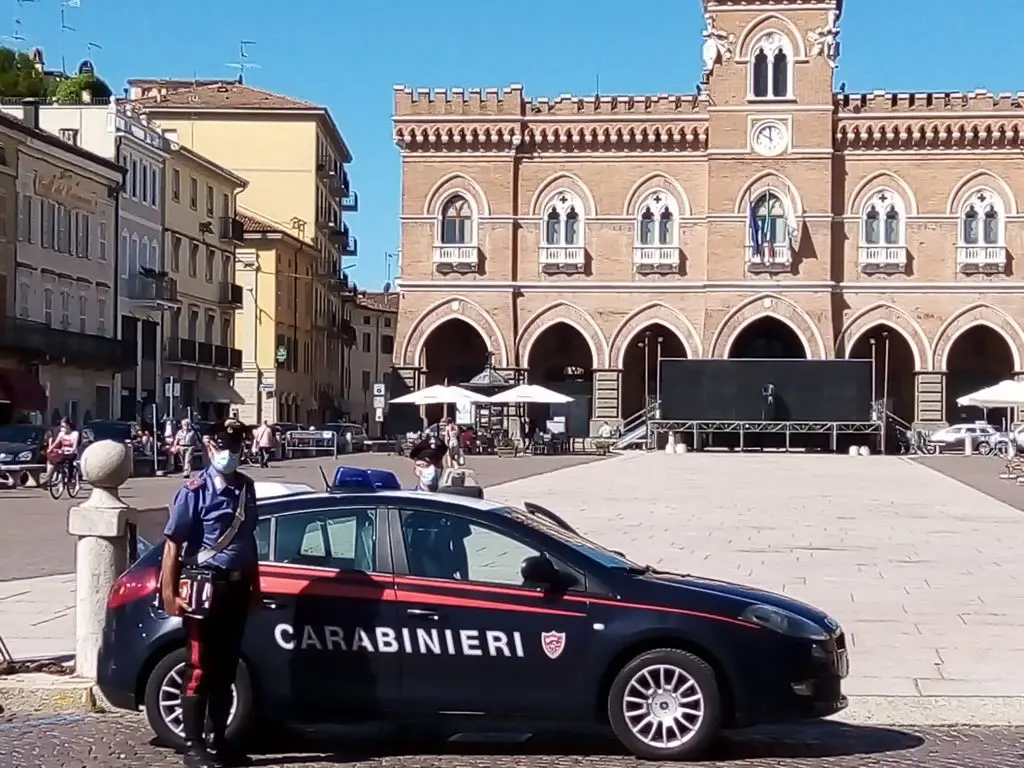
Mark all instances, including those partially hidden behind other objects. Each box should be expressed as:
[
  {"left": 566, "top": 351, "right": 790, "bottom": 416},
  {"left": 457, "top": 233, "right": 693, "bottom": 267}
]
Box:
[{"left": 34, "top": 170, "right": 96, "bottom": 211}]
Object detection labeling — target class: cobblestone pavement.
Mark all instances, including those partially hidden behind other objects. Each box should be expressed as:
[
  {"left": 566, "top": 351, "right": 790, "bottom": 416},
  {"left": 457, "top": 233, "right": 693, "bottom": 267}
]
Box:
[
  {"left": 0, "top": 714, "right": 1021, "bottom": 767},
  {"left": 0, "top": 453, "right": 604, "bottom": 582}
]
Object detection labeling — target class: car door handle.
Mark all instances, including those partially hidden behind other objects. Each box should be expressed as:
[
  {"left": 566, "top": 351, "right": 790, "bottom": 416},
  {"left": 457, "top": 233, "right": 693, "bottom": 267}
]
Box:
[
  {"left": 406, "top": 608, "right": 439, "bottom": 620},
  {"left": 261, "top": 599, "right": 289, "bottom": 611}
]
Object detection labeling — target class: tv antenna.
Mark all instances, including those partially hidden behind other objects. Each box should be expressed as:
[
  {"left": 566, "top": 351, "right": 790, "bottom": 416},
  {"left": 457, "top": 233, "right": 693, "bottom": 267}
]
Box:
[
  {"left": 3, "top": 18, "right": 26, "bottom": 43},
  {"left": 225, "top": 40, "right": 259, "bottom": 83},
  {"left": 86, "top": 41, "right": 101, "bottom": 59},
  {"left": 60, "top": 9, "right": 75, "bottom": 32}
]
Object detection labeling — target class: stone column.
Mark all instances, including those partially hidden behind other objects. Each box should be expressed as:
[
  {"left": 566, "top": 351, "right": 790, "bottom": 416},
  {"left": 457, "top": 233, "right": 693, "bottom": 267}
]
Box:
[
  {"left": 1014, "top": 372, "right": 1024, "bottom": 426},
  {"left": 914, "top": 371, "right": 946, "bottom": 428},
  {"left": 590, "top": 368, "right": 623, "bottom": 434},
  {"left": 66, "top": 440, "right": 165, "bottom": 680}
]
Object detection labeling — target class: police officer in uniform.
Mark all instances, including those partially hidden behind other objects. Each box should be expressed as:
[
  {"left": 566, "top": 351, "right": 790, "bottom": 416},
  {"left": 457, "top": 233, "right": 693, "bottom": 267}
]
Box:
[{"left": 160, "top": 418, "right": 260, "bottom": 768}]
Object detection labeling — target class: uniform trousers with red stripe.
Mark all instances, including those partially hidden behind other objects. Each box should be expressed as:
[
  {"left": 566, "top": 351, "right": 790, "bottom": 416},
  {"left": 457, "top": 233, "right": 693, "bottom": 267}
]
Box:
[{"left": 181, "top": 579, "right": 252, "bottom": 743}]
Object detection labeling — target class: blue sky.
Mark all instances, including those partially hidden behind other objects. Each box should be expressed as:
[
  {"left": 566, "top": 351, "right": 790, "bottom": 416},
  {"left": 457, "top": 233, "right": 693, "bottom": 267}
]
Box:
[{"left": 9, "top": 0, "right": 1023, "bottom": 289}]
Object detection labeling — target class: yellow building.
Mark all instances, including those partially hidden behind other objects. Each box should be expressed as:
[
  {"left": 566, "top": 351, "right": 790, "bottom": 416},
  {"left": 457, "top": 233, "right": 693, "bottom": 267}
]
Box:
[
  {"left": 234, "top": 213, "right": 353, "bottom": 424},
  {"left": 129, "top": 79, "right": 359, "bottom": 424},
  {"left": 162, "top": 141, "right": 248, "bottom": 421},
  {"left": 0, "top": 115, "right": 19, "bottom": 339}
]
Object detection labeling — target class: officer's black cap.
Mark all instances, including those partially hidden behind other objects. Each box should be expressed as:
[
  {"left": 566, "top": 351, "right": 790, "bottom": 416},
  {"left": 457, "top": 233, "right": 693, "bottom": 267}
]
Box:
[{"left": 203, "top": 418, "right": 251, "bottom": 449}]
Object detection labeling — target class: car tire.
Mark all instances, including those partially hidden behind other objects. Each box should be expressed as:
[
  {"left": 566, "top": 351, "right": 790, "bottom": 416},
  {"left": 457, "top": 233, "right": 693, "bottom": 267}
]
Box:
[
  {"left": 607, "top": 648, "right": 721, "bottom": 761},
  {"left": 977, "top": 441, "right": 993, "bottom": 456},
  {"left": 143, "top": 647, "right": 255, "bottom": 749}
]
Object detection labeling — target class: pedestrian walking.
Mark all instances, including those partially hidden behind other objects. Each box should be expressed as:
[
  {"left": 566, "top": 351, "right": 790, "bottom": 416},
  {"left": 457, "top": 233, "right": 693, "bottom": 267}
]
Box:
[
  {"left": 252, "top": 419, "right": 275, "bottom": 468},
  {"left": 160, "top": 418, "right": 260, "bottom": 768},
  {"left": 172, "top": 418, "right": 200, "bottom": 478}
]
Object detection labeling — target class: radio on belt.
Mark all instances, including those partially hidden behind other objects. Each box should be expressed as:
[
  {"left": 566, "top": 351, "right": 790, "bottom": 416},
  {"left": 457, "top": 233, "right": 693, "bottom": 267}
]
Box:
[{"left": 330, "top": 466, "right": 401, "bottom": 493}]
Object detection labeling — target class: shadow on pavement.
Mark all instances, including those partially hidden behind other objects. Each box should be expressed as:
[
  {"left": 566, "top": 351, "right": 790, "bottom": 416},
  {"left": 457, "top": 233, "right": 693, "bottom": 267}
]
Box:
[{"left": 235, "top": 721, "right": 924, "bottom": 764}]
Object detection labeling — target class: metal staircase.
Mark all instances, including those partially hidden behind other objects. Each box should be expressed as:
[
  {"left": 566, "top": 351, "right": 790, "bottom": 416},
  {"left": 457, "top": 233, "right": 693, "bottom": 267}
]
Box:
[{"left": 612, "top": 400, "right": 660, "bottom": 451}]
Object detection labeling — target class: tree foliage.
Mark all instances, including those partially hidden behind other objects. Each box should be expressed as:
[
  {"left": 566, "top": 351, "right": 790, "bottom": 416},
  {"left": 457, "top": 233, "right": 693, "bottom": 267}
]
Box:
[
  {"left": 53, "top": 73, "right": 112, "bottom": 104},
  {"left": 0, "top": 47, "right": 48, "bottom": 98}
]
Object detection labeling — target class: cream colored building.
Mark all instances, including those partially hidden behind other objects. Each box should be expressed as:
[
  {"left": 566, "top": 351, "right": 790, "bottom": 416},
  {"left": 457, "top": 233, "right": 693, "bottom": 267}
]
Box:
[
  {"left": 162, "top": 141, "right": 247, "bottom": 421},
  {"left": 345, "top": 291, "right": 397, "bottom": 433},
  {"left": 9, "top": 106, "right": 126, "bottom": 423},
  {"left": 129, "top": 80, "right": 359, "bottom": 423}
]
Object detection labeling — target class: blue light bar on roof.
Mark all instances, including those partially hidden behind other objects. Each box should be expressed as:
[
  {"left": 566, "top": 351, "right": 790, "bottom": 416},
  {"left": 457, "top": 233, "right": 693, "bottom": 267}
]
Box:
[{"left": 331, "top": 466, "right": 401, "bottom": 492}]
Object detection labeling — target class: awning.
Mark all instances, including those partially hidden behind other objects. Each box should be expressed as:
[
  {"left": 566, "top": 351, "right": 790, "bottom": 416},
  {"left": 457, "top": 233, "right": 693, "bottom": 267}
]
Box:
[
  {"left": 198, "top": 378, "right": 244, "bottom": 405},
  {"left": 0, "top": 368, "right": 47, "bottom": 412}
]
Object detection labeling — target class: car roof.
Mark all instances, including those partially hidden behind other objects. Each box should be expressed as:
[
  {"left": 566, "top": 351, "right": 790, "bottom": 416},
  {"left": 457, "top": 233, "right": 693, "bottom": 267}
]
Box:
[{"left": 259, "top": 488, "right": 509, "bottom": 517}]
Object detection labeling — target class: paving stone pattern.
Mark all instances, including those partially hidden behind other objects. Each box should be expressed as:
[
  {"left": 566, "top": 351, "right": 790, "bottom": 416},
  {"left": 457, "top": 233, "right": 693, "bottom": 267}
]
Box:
[
  {"left": 0, "top": 715, "right": 1022, "bottom": 767},
  {"left": 485, "top": 453, "right": 1024, "bottom": 699}
]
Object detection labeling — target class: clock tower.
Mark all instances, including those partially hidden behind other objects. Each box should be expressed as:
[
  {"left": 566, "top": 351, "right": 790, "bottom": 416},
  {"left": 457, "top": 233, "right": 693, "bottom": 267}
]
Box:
[{"left": 700, "top": 0, "right": 841, "bottom": 292}]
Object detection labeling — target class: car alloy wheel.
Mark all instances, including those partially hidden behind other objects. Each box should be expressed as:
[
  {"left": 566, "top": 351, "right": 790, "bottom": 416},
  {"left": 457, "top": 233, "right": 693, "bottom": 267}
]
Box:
[
  {"left": 977, "top": 441, "right": 993, "bottom": 456},
  {"left": 622, "top": 663, "right": 704, "bottom": 748},
  {"left": 607, "top": 648, "right": 721, "bottom": 761},
  {"left": 158, "top": 661, "right": 238, "bottom": 738}
]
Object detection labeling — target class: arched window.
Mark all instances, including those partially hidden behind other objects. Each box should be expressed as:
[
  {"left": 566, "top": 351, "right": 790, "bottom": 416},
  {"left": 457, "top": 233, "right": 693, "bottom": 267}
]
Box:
[
  {"left": 542, "top": 191, "right": 584, "bottom": 247},
  {"left": 960, "top": 190, "right": 1003, "bottom": 246},
  {"left": 749, "top": 32, "right": 792, "bottom": 99},
  {"left": 439, "top": 194, "right": 473, "bottom": 245},
  {"left": 860, "top": 190, "right": 905, "bottom": 247},
  {"left": 751, "top": 191, "right": 789, "bottom": 244},
  {"left": 635, "top": 191, "right": 677, "bottom": 246}
]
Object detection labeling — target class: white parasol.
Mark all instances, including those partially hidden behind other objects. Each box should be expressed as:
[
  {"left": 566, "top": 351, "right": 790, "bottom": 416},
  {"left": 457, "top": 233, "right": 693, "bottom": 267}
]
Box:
[
  {"left": 956, "top": 379, "right": 1024, "bottom": 408},
  {"left": 389, "top": 384, "right": 489, "bottom": 406},
  {"left": 487, "top": 384, "right": 574, "bottom": 404}
]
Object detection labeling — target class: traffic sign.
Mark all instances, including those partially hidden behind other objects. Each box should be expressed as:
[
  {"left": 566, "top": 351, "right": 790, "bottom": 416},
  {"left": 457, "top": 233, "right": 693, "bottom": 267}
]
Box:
[
  {"left": 275, "top": 345, "right": 288, "bottom": 363},
  {"left": 372, "top": 383, "right": 386, "bottom": 397},
  {"left": 374, "top": 407, "right": 384, "bottom": 423},
  {"left": 372, "top": 396, "right": 385, "bottom": 409}
]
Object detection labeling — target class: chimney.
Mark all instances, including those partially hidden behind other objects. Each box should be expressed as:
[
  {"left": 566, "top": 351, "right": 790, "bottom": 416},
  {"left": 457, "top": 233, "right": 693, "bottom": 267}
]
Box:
[{"left": 22, "top": 98, "right": 40, "bottom": 130}]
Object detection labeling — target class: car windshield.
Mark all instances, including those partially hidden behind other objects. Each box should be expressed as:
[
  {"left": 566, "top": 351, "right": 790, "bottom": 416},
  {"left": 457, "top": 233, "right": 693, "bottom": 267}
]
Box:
[
  {"left": 501, "top": 506, "right": 644, "bottom": 569},
  {"left": 0, "top": 425, "right": 41, "bottom": 444}
]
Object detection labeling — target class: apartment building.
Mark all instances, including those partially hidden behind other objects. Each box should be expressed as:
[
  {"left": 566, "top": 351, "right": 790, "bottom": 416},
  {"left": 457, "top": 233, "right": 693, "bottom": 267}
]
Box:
[
  {"left": 163, "top": 141, "right": 247, "bottom": 420},
  {"left": 129, "top": 80, "right": 360, "bottom": 422},
  {"left": 234, "top": 212, "right": 354, "bottom": 424},
  {"left": 2, "top": 107, "right": 127, "bottom": 424},
  {"left": 345, "top": 290, "right": 397, "bottom": 434},
  {"left": 0, "top": 97, "right": 174, "bottom": 420}
]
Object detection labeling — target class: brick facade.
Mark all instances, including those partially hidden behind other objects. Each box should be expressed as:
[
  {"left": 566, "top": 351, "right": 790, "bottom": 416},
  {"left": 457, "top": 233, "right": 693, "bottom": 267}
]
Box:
[{"left": 392, "top": 0, "right": 1024, "bottom": 433}]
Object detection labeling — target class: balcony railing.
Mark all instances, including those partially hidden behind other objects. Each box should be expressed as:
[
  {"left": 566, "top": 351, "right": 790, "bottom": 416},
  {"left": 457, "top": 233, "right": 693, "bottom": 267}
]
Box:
[
  {"left": 342, "top": 234, "right": 357, "bottom": 257},
  {"left": 327, "top": 317, "right": 356, "bottom": 345},
  {"left": 433, "top": 244, "right": 480, "bottom": 274},
  {"left": 217, "top": 282, "right": 244, "bottom": 307},
  {"left": 539, "top": 246, "right": 586, "bottom": 274},
  {"left": 957, "top": 245, "right": 1007, "bottom": 273},
  {"left": 341, "top": 190, "right": 358, "bottom": 212},
  {"left": 745, "top": 244, "right": 792, "bottom": 273},
  {"left": 316, "top": 158, "right": 335, "bottom": 179},
  {"left": 633, "top": 246, "right": 680, "bottom": 274},
  {"left": 0, "top": 316, "right": 134, "bottom": 370},
  {"left": 164, "top": 337, "right": 242, "bottom": 371},
  {"left": 218, "top": 216, "right": 245, "bottom": 244},
  {"left": 124, "top": 272, "right": 179, "bottom": 306},
  {"left": 858, "top": 245, "right": 907, "bottom": 273},
  {"left": 315, "top": 256, "right": 341, "bottom": 280}
]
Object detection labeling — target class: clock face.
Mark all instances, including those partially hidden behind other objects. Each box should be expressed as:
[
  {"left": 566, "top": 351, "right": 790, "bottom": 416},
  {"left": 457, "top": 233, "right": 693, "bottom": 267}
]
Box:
[{"left": 752, "top": 122, "right": 787, "bottom": 156}]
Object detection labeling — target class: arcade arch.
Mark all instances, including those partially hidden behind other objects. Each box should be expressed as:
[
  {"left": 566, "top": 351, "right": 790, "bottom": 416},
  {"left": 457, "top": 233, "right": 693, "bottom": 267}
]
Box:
[
  {"left": 525, "top": 322, "right": 596, "bottom": 438},
  {"left": 847, "top": 324, "right": 917, "bottom": 425},
  {"left": 418, "top": 317, "right": 490, "bottom": 423},
  {"left": 727, "top": 315, "right": 809, "bottom": 359},
  {"left": 944, "top": 324, "right": 1016, "bottom": 426}
]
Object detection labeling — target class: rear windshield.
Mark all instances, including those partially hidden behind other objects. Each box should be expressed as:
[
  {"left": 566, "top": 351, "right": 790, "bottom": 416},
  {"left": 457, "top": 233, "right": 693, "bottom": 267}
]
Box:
[{"left": 501, "top": 506, "right": 642, "bottom": 570}]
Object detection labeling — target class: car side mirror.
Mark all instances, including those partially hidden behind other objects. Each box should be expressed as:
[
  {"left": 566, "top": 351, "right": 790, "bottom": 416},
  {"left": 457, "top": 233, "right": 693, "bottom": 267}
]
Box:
[{"left": 521, "top": 554, "right": 560, "bottom": 587}]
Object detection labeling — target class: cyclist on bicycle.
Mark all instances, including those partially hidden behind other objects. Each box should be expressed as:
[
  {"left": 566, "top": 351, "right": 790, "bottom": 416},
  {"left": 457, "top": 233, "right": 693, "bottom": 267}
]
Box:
[{"left": 45, "top": 418, "right": 80, "bottom": 482}]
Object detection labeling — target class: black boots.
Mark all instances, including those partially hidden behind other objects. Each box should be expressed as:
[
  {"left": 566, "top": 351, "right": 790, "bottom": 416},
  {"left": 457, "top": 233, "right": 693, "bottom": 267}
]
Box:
[
  {"left": 208, "top": 692, "right": 249, "bottom": 767},
  {"left": 181, "top": 695, "right": 219, "bottom": 768}
]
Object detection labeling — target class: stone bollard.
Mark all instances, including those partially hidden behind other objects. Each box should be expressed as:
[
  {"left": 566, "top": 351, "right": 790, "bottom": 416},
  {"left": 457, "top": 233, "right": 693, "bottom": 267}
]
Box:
[
  {"left": 665, "top": 432, "right": 676, "bottom": 454},
  {"left": 65, "top": 440, "right": 134, "bottom": 680},
  {"left": 848, "top": 446, "right": 859, "bottom": 456},
  {"left": 859, "top": 445, "right": 871, "bottom": 457}
]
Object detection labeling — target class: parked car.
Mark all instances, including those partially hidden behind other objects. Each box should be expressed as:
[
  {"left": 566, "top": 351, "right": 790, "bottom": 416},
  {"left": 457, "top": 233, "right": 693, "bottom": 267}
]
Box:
[
  {"left": 928, "top": 423, "right": 1000, "bottom": 455},
  {"left": 98, "top": 470, "right": 848, "bottom": 762},
  {"left": 0, "top": 423, "right": 48, "bottom": 486},
  {"left": 323, "top": 422, "right": 367, "bottom": 452}
]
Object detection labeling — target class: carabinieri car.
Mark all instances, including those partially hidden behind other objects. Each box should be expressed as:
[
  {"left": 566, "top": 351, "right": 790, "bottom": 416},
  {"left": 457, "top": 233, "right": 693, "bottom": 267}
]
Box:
[{"left": 97, "top": 468, "right": 849, "bottom": 762}]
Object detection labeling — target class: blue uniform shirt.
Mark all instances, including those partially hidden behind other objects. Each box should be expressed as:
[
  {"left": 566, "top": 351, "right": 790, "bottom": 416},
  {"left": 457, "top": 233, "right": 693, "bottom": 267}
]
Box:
[{"left": 163, "top": 466, "right": 259, "bottom": 571}]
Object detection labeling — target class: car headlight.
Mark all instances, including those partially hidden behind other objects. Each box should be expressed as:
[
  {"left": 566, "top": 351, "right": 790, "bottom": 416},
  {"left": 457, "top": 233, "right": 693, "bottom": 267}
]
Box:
[
  {"left": 15, "top": 451, "right": 32, "bottom": 462},
  {"left": 741, "top": 604, "right": 830, "bottom": 641},
  {"left": 0, "top": 453, "right": 9, "bottom": 462}
]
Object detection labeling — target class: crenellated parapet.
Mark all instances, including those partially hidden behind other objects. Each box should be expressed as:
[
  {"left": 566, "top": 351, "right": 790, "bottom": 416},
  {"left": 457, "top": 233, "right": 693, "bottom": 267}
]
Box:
[
  {"left": 393, "top": 84, "right": 708, "bottom": 153},
  {"left": 836, "top": 90, "right": 1024, "bottom": 114},
  {"left": 836, "top": 118, "right": 1024, "bottom": 150}
]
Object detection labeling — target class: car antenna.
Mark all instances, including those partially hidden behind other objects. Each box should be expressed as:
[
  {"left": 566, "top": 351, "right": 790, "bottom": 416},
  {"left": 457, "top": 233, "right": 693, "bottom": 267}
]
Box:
[{"left": 317, "top": 465, "right": 330, "bottom": 491}]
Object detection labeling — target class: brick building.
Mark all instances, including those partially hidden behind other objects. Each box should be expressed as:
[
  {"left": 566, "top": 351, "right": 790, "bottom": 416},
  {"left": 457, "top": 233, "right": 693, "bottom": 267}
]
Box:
[{"left": 391, "top": 0, "right": 1024, "bottom": 434}]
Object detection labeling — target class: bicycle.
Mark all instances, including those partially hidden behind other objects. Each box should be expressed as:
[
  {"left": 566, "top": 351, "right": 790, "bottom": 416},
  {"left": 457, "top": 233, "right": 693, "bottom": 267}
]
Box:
[{"left": 47, "top": 456, "right": 82, "bottom": 500}]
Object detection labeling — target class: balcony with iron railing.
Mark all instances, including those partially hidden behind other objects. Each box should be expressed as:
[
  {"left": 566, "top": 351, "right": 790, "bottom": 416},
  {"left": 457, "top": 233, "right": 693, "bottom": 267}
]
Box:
[
  {"left": 858, "top": 244, "right": 907, "bottom": 274},
  {"left": 218, "top": 216, "right": 245, "bottom": 244},
  {"left": 123, "top": 271, "right": 179, "bottom": 306},
  {"left": 217, "top": 282, "right": 244, "bottom": 307},
  {"left": 433, "top": 244, "right": 480, "bottom": 274},
  {"left": 0, "top": 316, "right": 134, "bottom": 370},
  {"left": 956, "top": 244, "right": 1007, "bottom": 274},
  {"left": 164, "top": 337, "right": 242, "bottom": 371},
  {"left": 539, "top": 245, "right": 586, "bottom": 274},
  {"left": 632, "top": 245, "right": 681, "bottom": 274},
  {"left": 745, "top": 243, "right": 792, "bottom": 274}
]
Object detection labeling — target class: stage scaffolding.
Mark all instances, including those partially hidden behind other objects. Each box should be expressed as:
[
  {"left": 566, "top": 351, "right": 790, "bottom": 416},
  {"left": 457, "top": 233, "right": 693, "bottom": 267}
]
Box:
[{"left": 647, "top": 419, "right": 882, "bottom": 452}]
